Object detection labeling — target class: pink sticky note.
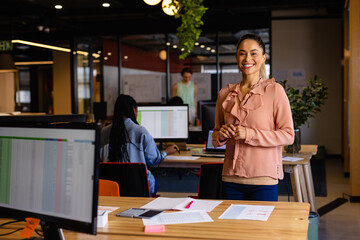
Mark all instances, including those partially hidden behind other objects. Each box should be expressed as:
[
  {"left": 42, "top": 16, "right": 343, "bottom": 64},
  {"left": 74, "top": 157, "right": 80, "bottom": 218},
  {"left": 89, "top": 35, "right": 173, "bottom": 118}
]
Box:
[{"left": 144, "top": 225, "right": 165, "bottom": 233}]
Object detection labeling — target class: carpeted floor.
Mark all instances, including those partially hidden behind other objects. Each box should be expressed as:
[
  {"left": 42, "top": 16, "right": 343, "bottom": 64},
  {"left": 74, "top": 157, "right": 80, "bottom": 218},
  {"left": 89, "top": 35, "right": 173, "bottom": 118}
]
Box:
[{"left": 152, "top": 167, "right": 199, "bottom": 193}]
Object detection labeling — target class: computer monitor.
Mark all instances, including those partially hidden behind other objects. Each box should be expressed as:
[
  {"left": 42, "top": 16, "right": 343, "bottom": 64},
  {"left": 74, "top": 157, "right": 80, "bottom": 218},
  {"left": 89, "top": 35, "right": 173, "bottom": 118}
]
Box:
[
  {"left": 197, "top": 100, "right": 216, "bottom": 123},
  {"left": 200, "top": 102, "right": 216, "bottom": 141},
  {"left": 93, "top": 102, "right": 107, "bottom": 122},
  {"left": 136, "top": 105, "right": 189, "bottom": 142},
  {"left": 0, "top": 122, "right": 101, "bottom": 239}
]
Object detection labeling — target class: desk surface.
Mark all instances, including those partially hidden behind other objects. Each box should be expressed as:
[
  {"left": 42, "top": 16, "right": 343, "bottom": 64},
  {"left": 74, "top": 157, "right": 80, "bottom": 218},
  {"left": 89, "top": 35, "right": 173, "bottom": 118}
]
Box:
[
  {"left": 0, "top": 197, "right": 310, "bottom": 240},
  {"left": 162, "top": 145, "right": 318, "bottom": 167}
]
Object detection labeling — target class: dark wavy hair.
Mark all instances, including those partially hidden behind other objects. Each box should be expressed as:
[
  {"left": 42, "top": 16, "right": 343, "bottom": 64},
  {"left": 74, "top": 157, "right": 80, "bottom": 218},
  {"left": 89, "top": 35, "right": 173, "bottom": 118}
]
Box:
[{"left": 108, "top": 94, "right": 138, "bottom": 162}]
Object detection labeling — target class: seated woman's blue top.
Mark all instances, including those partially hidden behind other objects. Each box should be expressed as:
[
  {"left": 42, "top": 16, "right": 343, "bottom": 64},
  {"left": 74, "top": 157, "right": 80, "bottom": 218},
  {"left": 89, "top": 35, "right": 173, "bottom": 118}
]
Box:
[{"left": 123, "top": 118, "right": 166, "bottom": 196}]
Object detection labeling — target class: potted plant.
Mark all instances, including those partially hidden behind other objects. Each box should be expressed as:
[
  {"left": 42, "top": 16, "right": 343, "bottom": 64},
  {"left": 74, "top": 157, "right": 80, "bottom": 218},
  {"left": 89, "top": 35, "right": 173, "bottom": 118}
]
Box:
[{"left": 278, "top": 75, "right": 328, "bottom": 153}]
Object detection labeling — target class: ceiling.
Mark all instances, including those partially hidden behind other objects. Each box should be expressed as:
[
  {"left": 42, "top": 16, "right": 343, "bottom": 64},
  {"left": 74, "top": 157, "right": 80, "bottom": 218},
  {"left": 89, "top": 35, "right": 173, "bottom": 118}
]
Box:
[
  {"left": 1, "top": 0, "right": 344, "bottom": 63},
  {"left": 1, "top": 0, "right": 344, "bottom": 39}
]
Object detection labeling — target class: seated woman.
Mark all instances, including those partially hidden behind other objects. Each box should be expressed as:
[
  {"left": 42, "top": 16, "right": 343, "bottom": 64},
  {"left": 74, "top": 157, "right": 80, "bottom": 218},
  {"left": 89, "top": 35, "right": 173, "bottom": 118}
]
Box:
[{"left": 108, "top": 94, "right": 179, "bottom": 197}]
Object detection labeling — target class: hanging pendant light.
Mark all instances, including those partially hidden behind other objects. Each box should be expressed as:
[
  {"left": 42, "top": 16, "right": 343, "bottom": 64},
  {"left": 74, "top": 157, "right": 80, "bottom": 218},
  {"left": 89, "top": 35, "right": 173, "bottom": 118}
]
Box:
[
  {"left": 162, "top": 0, "right": 179, "bottom": 16},
  {"left": 143, "top": 0, "right": 161, "bottom": 6}
]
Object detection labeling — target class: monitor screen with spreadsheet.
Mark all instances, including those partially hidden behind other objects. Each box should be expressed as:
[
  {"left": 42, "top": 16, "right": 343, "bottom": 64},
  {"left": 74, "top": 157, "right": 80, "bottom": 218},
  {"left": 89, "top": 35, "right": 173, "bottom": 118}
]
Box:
[
  {"left": 136, "top": 105, "right": 189, "bottom": 142},
  {"left": 0, "top": 122, "right": 101, "bottom": 239}
]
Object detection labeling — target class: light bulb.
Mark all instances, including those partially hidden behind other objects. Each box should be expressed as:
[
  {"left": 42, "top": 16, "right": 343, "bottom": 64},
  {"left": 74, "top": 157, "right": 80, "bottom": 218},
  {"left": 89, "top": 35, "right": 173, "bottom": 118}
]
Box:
[
  {"left": 159, "top": 50, "right": 167, "bottom": 60},
  {"left": 143, "top": 0, "right": 162, "bottom": 5},
  {"left": 162, "top": 0, "right": 179, "bottom": 16}
]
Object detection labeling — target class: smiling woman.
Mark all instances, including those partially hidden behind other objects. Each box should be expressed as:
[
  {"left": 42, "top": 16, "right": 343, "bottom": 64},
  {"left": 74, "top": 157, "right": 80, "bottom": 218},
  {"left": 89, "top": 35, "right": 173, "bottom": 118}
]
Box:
[
  {"left": 236, "top": 34, "right": 267, "bottom": 83},
  {"left": 211, "top": 33, "right": 294, "bottom": 202}
]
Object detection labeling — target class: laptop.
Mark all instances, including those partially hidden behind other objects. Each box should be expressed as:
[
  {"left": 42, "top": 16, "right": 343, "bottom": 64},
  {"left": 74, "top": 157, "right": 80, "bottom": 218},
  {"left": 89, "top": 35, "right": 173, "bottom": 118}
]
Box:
[{"left": 192, "top": 130, "right": 226, "bottom": 158}]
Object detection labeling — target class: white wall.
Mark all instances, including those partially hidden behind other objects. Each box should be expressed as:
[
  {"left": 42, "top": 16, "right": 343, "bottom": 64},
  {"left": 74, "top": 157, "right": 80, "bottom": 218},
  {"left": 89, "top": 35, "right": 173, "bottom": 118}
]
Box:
[{"left": 272, "top": 19, "right": 342, "bottom": 155}]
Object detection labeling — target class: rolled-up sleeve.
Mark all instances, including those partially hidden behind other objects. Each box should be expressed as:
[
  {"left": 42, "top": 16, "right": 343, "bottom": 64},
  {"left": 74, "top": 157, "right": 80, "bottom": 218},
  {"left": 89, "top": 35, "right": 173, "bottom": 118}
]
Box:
[{"left": 142, "top": 129, "right": 165, "bottom": 166}]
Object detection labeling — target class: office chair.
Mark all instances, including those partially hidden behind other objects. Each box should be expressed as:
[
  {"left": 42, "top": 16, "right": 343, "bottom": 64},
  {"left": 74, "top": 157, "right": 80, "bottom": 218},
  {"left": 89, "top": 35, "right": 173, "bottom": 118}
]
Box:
[
  {"left": 100, "top": 123, "right": 112, "bottom": 162},
  {"left": 99, "top": 162, "right": 151, "bottom": 197},
  {"left": 98, "top": 179, "right": 120, "bottom": 197},
  {"left": 197, "top": 163, "right": 224, "bottom": 199}
]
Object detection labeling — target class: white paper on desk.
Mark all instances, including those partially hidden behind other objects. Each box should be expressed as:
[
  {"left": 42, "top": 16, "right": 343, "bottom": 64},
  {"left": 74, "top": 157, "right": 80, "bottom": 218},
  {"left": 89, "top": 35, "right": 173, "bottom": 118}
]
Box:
[
  {"left": 141, "top": 197, "right": 222, "bottom": 212},
  {"left": 165, "top": 156, "right": 200, "bottom": 161},
  {"left": 98, "top": 206, "right": 119, "bottom": 213},
  {"left": 219, "top": 204, "right": 274, "bottom": 221},
  {"left": 142, "top": 210, "right": 213, "bottom": 225},
  {"left": 186, "top": 199, "right": 222, "bottom": 212},
  {"left": 282, "top": 156, "right": 304, "bottom": 162},
  {"left": 141, "top": 197, "right": 190, "bottom": 210}
]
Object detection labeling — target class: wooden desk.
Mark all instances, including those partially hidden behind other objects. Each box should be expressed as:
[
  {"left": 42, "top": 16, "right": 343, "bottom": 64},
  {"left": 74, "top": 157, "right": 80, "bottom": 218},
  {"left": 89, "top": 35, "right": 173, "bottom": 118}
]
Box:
[
  {"left": 162, "top": 145, "right": 318, "bottom": 212},
  {"left": 282, "top": 145, "right": 318, "bottom": 213},
  {"left": 0, "top": 196, "right": 310, "bottom": 240}
]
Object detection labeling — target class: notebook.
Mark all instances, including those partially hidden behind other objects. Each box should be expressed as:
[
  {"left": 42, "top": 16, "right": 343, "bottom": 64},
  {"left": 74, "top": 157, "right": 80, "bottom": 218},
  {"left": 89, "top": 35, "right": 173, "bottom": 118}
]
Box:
[{"left": 192, "top": 130, "right": 226, "bottom": 158}]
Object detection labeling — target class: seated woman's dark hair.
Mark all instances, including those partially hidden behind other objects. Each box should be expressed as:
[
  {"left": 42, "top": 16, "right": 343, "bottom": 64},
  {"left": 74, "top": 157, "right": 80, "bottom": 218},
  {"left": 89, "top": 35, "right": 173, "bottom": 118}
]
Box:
[
  {"left": 168, "top": 96, "right": 184, "bottom": 105},
  {"left": 108, "top": 94, "right": 138, "bottom": 162}
]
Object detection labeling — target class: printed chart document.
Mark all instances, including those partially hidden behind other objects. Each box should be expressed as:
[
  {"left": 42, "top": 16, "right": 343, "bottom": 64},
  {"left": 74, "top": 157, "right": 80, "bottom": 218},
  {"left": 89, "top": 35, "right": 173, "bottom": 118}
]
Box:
[
  {"left": 165, "top": 156, "right": 200, "bottom": 161},
  {"left": 141, "top": 197, "right": 222, "bottom": 212},
  {"left": 219, "top": 204, "right": 275, "bottom": 221},
  {"left": 142, "top": 210, "right": 213, "bottom": 226},
  {"left": 282, "top": 156, "right": 304, "bottom": 162}
]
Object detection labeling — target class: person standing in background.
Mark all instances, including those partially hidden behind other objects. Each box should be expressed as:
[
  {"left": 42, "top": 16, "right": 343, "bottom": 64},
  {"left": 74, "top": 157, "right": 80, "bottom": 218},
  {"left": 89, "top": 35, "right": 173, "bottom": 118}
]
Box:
[
  {"left": 172, "top": 68, "right": 198, "bottom": 126},
  {"left": 212, "top": 33, "right": 294, "bottom": 201}
]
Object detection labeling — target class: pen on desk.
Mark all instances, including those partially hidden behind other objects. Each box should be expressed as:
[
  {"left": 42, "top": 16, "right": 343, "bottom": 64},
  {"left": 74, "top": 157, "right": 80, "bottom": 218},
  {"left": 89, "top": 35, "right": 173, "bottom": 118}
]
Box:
[
  {"left": 176, "top": 146, "right": 180, "bottom": 154},
  {"left": 185, "top": 201, "right": 193, "bottom": 209}
]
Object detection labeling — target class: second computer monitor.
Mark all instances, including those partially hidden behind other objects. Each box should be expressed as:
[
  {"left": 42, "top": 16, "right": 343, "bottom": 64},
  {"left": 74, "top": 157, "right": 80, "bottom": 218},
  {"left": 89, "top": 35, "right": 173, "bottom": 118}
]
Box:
[
  {"left": 136, "top": 105, "right": 189, "bottom": 142},
  {"left": 0, "top": 122, "right": 101, "bottom": 239},
  {"left": 200, "top": 102, "right": 217, "bottom": 141}
]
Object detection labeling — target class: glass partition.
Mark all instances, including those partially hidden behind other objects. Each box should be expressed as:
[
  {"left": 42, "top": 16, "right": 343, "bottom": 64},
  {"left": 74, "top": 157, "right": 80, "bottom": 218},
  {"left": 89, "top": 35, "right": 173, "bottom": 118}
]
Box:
[{"left": 73, "top": 38, "right": 103, "bottom": 121}]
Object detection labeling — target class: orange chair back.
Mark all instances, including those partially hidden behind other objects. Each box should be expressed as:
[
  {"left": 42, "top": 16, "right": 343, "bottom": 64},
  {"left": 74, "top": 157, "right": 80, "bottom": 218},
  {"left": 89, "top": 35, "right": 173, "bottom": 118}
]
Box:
[{"left": 99, "top": 179, "right": 120, "bottom": 197}]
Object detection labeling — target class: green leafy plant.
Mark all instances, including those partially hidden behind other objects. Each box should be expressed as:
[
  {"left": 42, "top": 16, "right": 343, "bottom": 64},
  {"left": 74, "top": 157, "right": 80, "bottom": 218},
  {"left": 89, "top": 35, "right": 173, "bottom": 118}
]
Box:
[
  {"left": 278, "top": 75, "right": 328, "bottom": 129},
  {"left": 170, "top": 0, "right": 208, "bottom": 59}
]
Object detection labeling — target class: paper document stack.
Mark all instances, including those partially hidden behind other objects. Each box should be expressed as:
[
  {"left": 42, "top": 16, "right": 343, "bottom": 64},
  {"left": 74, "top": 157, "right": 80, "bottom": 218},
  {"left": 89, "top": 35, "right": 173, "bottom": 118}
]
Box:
[
  {"left": 140, "top": 197, "right": 222, "bottom": 226},
  {"left": 141, "top": 197, "right": 222, "bottom": 212}
]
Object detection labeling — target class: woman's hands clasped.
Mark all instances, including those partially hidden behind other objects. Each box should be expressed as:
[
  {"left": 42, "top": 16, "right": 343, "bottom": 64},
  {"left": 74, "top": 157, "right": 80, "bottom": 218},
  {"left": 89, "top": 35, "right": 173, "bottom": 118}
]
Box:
[{"left": 219, "top": 124, "right": 246, "bottom": 141}]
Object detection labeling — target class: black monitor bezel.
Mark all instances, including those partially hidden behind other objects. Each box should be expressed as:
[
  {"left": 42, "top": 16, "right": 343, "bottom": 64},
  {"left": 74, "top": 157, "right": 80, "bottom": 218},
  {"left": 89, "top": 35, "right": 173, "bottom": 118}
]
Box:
[
  {"left": 0, "top": 114, "right": 87, "bottom": 123},
  {"left": 0, "top": 121, "right": 101, "bottom": 236},
  {"left": 136, "top": 104, "right": 189, "bottom": 142},
  {"left": 200, "top": 102, "right": 217, "bottom": 141},
  {"left": 197, "top": 100, "right": 216, "bottom": 124}
]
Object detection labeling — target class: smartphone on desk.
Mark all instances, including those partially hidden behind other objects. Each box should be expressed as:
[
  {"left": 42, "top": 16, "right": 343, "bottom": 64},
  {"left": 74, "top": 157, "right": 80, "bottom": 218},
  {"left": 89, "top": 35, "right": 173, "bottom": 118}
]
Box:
[{"left": 116, "top": 208, "right": 163, "bottom": 219}]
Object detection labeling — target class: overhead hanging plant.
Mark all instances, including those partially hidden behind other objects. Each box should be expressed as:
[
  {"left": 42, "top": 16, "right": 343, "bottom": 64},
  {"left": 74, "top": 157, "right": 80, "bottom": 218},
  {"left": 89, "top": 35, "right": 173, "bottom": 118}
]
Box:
[{"left": 170, "top": 0, "right": 208, "bottom": 59}]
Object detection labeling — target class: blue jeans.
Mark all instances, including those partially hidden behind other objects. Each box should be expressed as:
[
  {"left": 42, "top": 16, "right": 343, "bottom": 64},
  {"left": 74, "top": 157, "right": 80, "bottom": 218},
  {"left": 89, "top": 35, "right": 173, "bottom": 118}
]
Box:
[{"left": 222, "top": 181, "right": 278, "bottom": 201}]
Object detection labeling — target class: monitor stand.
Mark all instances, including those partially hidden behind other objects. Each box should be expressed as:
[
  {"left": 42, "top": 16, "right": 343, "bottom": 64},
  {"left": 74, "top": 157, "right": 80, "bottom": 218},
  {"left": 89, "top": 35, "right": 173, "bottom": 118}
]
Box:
[{"left": 41, "top": 221, "right": 65, "bottom": 240}]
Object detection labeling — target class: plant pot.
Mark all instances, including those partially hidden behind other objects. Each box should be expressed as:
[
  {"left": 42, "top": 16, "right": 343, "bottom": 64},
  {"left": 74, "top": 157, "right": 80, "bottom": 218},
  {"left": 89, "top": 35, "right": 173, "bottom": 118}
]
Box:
[{"left": 285, "top": 128, "right": 301, "bottom": 153}]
